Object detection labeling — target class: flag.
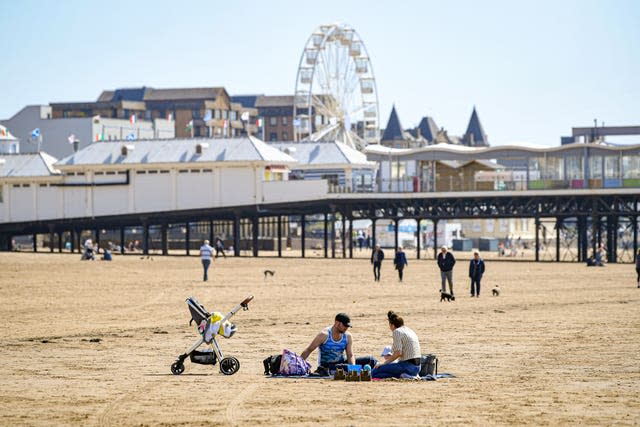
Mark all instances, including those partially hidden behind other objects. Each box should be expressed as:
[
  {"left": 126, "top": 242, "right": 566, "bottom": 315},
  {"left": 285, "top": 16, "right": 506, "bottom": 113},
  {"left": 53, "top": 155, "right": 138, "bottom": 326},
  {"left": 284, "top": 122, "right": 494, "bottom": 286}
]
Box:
[
  {"left": 95, "top": 133, "right": 104, "bottom": 142},
  {"left": 203, "top": 110, "right": 212, "bottom": 122},
  {"left": 256, "top": 118, "right": 264, "bottom": 127},
  {"left": 126, "top": 132, "right": 136, "bottom": 141},
  {"left": 240, "top": 111, "right": 249, "bottom": 121},
  {"left": 185, "top": 120, "right": 193, "bottom": 132},
  {"left": 31, "top": 128, "right": 41, "bottom": 139},
  {"left": 129, "top": 114, "right": 136, "bottom": 124},
  {"left": 68, "top": 134, "right": 76, "bottom": 144}
]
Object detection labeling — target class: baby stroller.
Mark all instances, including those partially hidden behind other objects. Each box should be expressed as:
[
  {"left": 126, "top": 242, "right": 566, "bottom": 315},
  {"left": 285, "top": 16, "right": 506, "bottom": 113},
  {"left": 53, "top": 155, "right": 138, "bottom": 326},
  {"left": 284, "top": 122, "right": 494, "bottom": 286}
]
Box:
[{"left": 171, "top": 295, "right": 254, "bottom": 375}]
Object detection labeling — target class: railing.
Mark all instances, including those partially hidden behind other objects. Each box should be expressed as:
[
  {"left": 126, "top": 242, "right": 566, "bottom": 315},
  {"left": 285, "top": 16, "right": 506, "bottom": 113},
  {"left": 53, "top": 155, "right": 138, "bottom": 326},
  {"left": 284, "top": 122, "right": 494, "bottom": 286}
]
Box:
[{"left": 354, "top": 177, "right": 640, "bottom": 193}]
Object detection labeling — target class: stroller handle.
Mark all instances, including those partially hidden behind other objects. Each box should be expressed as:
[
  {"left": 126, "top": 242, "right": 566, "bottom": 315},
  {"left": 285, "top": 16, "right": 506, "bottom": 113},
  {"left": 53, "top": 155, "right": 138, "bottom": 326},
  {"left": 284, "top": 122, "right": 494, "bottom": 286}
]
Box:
[
  {"left": 222, "top": 295, "right": 255, "bottom": 323},
  {"left": 241, "top": 295, "right": 254, "bottom": 308}
]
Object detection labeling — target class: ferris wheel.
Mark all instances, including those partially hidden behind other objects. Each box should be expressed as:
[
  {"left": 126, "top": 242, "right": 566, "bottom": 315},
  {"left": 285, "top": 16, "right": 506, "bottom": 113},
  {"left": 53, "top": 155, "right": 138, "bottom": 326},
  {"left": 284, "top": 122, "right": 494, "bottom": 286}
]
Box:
[{"left": 293, "top": 23, "right": 380, "bottom": 149}]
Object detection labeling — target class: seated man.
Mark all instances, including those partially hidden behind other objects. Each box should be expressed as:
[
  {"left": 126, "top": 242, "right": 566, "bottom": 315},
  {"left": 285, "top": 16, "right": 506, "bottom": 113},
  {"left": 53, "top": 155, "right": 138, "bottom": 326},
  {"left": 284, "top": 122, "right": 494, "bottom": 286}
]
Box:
[{"left": 301, "top": 313, "right": 354, "bottom": 374}]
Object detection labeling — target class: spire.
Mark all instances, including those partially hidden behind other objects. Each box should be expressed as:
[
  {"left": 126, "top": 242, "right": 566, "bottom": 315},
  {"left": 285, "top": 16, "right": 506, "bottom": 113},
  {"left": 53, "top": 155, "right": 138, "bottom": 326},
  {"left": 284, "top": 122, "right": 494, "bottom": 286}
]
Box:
[
  {"left": 463, "top": 106, "right": 488, "bottom": 146},
  {"left": 417, "top": 116, "right": 439, "bottom": 143},
  {"left": 381, "top": 105, "right": 404, "bottom": 143}
]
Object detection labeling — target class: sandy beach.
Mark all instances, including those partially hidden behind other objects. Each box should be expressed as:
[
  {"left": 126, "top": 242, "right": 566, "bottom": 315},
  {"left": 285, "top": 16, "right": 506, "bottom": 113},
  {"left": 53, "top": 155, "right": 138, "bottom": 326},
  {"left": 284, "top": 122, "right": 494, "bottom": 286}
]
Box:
[{"left": 0, "top": 252, "right": 638, "bottom": 426}]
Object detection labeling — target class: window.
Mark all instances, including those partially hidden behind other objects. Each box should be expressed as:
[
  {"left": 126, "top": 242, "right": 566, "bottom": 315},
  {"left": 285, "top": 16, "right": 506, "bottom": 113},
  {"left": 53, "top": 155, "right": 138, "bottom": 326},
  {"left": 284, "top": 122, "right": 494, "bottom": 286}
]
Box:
[
  {"left": 222, "top": 110, "right": 228, "bottom": 119},
  {"left": 214, "top": 109, "right": 221, "bottom": 119},
  {"left": 230, "top": 111, "right": 237, "bottom": 120},
  {"left": 282, "top": 132, "right": 289, "bottom": 140},
  {"left": 95, "top": 171, "right": 104, "bottom": 175},
  {"left": 192, "top": 108, "right": 201, "bottom": 119},
  {"left": 107, "top": 171, "right": 116, "bottom": 175},
  {"left": 269, "top": 132, "right": 278, "bottom": 142},
  {"left": 145, "top": 110, "right": 152, "bottom": 120},
  {"left": 282, "top": 116, "right": 288, "bottom": 125},
  {"left": 179, "top": 169, "right": 189, "bottom": 173},
  {"left": 160, "top": 170, "right": 169, "bottom": 174},
  {"left": 136, "top": 171, "right": 146, "bottom": 175},
  {"left": 148, "top": 170, "right": 158, "bottom": 174},
  {"left": 202, "top": 168, "right": 212, "bottom": 172},
  {"left": 270, "top": 117, "right": 277, "bottom": 126},
  {"left": 321, "top": 174, "right": 339, "bottom": 186}
]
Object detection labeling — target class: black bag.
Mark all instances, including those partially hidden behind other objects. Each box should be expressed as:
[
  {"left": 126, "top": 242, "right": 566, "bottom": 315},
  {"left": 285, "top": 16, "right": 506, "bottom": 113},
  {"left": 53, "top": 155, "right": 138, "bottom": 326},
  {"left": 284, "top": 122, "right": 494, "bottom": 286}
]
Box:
[
  {"left": 190, "top": 350, "right": 217, "bottom": 365},
  {"left": 263, "top": 354, "right": 282, "bottom": 375},
  {"left": 355, "top": 356, "right": 378, "bottom": 369},
  {"left": 419, "top": 354, "right": 438, "bottom": 377}
]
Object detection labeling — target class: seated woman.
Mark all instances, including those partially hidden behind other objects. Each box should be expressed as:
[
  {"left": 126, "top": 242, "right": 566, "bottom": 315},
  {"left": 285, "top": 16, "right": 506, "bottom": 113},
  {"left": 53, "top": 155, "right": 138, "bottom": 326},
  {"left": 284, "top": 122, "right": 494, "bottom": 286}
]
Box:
[{"left": 371, "top": 311, "right": 422, "bottom": 379}]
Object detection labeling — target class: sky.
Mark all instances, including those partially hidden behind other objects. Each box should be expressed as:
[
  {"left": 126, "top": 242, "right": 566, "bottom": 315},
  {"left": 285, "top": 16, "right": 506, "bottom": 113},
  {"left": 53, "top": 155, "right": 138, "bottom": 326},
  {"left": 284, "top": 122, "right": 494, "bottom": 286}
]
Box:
[{"left": 1, "top": 0, "right": 639, "bottom": 147}]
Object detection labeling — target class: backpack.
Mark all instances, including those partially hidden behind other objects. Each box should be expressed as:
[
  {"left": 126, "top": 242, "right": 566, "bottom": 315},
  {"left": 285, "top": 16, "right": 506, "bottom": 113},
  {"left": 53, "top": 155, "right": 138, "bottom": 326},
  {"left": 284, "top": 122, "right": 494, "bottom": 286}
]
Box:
[
  {"left": 419, "top": 354, "right": 438, "bottom": 377},
  {"left": 263, "top": 354, "right": 282, "bottom": 375}
]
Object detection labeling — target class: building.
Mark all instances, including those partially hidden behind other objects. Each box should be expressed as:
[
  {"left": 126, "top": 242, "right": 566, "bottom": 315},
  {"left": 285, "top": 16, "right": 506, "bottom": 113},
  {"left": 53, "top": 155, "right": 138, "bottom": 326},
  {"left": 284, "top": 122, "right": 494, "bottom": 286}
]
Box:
[
  {"left": 0, "top": 125, "right": 19, "bottom": 154},
  {"left": 383, "top": 105, "right": 490, "bottom": 148},
  {"left": 50, "top": 86, "right": 257, "bottom": 141},
  {"left": 254, "top": 95, "right": 294, "bottom": 142},
  {"left": 0, "top": 137, "right": 342, "bottom": 226},
  {"left": 1, "top": 105, "right": 174, "bottom": 159},
  {"left": 269, "top": 141, "right": 377, "bottom": 192}
]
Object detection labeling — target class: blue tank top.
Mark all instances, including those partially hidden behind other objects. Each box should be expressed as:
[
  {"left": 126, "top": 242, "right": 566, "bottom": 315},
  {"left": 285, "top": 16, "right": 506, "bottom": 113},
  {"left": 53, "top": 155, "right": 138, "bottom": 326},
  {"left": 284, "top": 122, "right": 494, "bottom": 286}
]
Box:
[{"left": 319, "top": 327, "right": 347, "bottom": 366}]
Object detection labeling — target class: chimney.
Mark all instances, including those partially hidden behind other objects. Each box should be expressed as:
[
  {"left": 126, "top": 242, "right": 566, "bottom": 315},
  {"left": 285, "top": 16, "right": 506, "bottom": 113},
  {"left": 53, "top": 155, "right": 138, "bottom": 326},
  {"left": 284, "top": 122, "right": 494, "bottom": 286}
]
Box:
[
  {"left": 196, "top": 142, "right": 209, "bottom": 155},
  {"left": 121, "top": 144, "right": 135, "bottom": 156}
]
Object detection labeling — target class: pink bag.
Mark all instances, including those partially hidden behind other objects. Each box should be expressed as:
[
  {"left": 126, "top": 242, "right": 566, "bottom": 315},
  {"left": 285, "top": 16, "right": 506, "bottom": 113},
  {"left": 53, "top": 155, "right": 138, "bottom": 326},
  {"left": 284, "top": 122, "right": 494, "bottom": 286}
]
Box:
[{"left": 278, "top": 349, "right": 311, "bottom": 376}]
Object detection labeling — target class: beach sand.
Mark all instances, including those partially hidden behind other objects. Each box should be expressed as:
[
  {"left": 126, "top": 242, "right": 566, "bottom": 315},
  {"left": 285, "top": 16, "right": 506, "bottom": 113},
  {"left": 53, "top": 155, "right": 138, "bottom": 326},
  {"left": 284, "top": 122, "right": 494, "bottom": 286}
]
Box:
[{"left": 0, "top": 252, "right": 638, "bottom": 426}]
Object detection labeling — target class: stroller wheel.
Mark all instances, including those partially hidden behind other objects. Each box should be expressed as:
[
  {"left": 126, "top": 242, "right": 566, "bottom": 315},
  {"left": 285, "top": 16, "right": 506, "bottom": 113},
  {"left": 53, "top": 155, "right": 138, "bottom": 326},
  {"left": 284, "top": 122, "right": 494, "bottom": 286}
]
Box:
[
  {"left": 171, "top": 361, "right": 185, "bottom": 375},
  {"left": 219, "top": 356, "right": 240, "bottom": 375}
]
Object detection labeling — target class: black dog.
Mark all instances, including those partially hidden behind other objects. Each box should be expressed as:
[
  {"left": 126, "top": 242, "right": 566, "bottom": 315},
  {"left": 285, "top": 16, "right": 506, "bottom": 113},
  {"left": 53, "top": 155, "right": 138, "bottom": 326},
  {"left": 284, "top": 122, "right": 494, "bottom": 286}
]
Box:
[
  {"left": 264, "top": 270, "right": 275, "bottom": 279},
  {"left": 440, "top": 290, "right": 455, "bottom": 302}
]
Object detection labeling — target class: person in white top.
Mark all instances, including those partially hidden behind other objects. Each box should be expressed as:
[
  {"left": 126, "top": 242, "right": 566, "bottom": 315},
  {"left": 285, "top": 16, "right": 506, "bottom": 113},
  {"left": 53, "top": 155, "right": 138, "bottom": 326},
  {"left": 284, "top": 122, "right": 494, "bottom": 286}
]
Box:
[
  {"left": 371, "top": 311, "right": 422, "bottom": 379},
  {"left": 199, "top": 240, "right": 214, "bottom": 281}
]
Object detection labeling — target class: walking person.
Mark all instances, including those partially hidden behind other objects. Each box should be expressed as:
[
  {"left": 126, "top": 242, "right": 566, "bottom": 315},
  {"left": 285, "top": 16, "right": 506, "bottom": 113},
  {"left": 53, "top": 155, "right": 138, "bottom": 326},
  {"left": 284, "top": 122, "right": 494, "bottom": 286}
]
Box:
[
  {"left": 214, "top": 237, "right": 226, "bottom": 258},
  {"left": 636, "top": 249, "right": 640, "bottom": 288},
  {"left": 371, "top": 244, "right": 385, "bottom": 282},
  {"left": 371, "top": 311, "right": 422, "bottom": 379},
  {"left": 393, "top": 246, "right": 408, "bottom": 282},
  {"left": 469, "top": 251, "right": 485, "bottom": 297},
  {"left": 199, "top": 239, "right": 214, "bottom": 281},
  {"left": 437, "top": 246, "right": 456, "bottom": 296}
]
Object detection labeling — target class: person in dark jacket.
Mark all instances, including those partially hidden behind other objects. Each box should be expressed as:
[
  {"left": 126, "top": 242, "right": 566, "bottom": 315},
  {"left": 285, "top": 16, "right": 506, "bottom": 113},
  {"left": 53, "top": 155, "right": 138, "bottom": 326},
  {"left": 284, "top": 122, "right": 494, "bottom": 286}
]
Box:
[
  {"left": 393, "top": 246, "right": 408, "bottom": 282},
  {"left": 469, "top": 251, "right": 485, "bottom": 297},
  {"left": 437, "top": 246, "right": 456, "bottom": 295},
  {"left": 371, "top": 244, "right": 385, "bottom": 282}
]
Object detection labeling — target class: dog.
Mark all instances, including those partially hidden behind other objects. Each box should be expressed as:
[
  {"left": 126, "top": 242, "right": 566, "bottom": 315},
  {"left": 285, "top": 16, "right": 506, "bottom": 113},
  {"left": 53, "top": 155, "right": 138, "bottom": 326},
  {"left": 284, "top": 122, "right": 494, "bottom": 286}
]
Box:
[
  {"left": 492, "top": 286, "right": 500, "bottom": 296},
  {"left": 440, "top": 290, "right": 455, "bottom": 302},
  {"left": 263, "top": 270, "right": 275, "bottom": 279}
]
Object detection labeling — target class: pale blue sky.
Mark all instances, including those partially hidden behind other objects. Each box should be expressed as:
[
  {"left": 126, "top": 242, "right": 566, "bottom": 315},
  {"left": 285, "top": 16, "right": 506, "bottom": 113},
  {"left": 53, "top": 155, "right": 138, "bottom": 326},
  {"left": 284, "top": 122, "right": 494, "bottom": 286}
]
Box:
[{"left": 1, "top": 0, "right": 638, "bottom": 146}]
